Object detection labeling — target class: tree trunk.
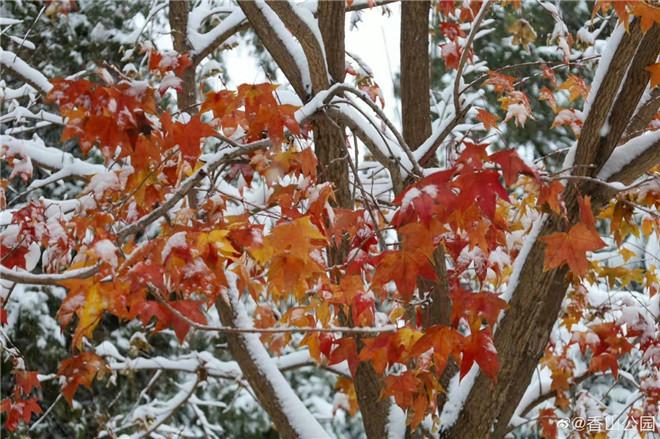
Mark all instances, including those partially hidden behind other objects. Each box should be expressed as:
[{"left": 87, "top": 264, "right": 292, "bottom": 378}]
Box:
[
  {"left": 400, "top": 0, "right": 431, "bottom": 152},
  {"left": 443, "top": 19, "right": 660, "bottom": 439},
  {"left": 314, "top": 0, "right": 352, "bottom": 210},
  {"left": 169, "top": 0, "right": 197, "bottom": 113}
]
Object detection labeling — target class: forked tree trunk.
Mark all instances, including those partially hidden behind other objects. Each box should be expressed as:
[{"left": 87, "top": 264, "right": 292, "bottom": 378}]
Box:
[{"left": 444, "top": 20, "right": 660, "bottom": 439}]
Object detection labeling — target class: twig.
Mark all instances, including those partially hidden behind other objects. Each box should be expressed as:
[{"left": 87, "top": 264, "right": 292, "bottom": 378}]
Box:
[
  {"left": 29, "top": 394, "right": 62, "bottom": 432},
  {"left": 116, "top": 139, "right": 270, "bottom": 243},
  {"left": 0, "top": 264, "right": 101, "bottom": 286},
  {"left": 453, "top": 0, "right": 493, "bottom": 113},
  {"left": 150, "top": 288, "right": 396, "bottom": 335}
]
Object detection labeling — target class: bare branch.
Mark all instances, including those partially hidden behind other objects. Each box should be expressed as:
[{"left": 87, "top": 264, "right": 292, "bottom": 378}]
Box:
[
  {"left": 453, "top": 0, "right": 493, "bottom": 113},
  {"left": 153, "top": 291, "right": 396, "bottom": 335}
]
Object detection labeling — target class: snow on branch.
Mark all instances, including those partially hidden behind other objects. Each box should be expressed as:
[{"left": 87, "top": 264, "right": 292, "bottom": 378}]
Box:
[
  {"left": 104, "top": 349, "right": 350, "bottom": 380},
  {"left": 0, "top": 264, "right": 100, "bottom": 285},
  {"left": 237, "top": 0, "right": 312, "bottom": 97},
  {"left": 266, "top": 0, "right": 329, "bottom": 92},
  {"left": 598, "top": 129, "right": 660, "bottom": 182},
  {"left": 1, "top": 134, "right": 106, "bottom": 176},
  {"left": 0, "top": 48, "right": 52, "bottom": 95},
  {"left": 188, "top": 6, "right": 247, "bottom": 65},
  {"left": 217, "top": 274, "right": 332, "bottom": 439}
]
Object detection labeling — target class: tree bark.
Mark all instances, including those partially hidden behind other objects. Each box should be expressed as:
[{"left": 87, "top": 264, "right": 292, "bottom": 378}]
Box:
[
  {"left": 443, "top": 19, "right": 660, "bottom": 439},
  {"left": 169, "top": 0, "right": 197, "bottom": 113},
  {"left": 216, "top": 293, "right": 331, "bottom": 439},
  {"left": 317, "top": 2, "right": 387, "bottom": 438},
  {"left": 313, "top": 1, "right": 352, "bottom": 210},
  {"left": 400, "top": 0, "right": 432, "bottom": 152}
]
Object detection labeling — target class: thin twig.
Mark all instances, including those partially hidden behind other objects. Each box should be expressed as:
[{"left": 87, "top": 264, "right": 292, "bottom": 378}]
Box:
[{"left": 150, "top": 287, "right": 396, "bottom": 335}]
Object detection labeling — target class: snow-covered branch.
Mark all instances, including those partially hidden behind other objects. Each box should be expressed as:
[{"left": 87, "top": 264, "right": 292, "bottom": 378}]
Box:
[
  {"left": 189, "top": 7, "right": 248, "bottom": 65},
  {"left": 0, "top": 264, "right": 100, "bottom": 285},
  {"left": 598, "top": 129, "right": 660, "bottom": 182},
  {"left": 237, "top": 0, "right": 311, "bottom": 98},
  {"left": 215, "top": 274, "right": 332, "bottom": 439},
  {"left": 0, "top": 48, "right": 52, "bottom": 95},
  {"left": 266, "top": 0, "right": 329, "bottom": 94},
  {"left": 1, "top": 134, "right": 105, "bottom": 177}
]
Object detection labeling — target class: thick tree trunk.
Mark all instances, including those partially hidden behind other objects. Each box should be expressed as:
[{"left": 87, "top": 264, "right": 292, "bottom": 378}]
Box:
[
  {"left": 400, "top": 0, "right": 431, "bottom": 152},
  {"left": 216, "top": 292, "right": 331, "bottom": 439},
  {"left": 444, "top": 20, "right": 660, "bottom": 439},
  {"left": 314, "top": 1, "right": 352, "bottom": 210}
]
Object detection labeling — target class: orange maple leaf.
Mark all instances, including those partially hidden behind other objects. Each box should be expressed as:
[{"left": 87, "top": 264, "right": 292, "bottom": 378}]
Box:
[
  {"left": 537, "top": 180, "right": 564, "bottom": 213},
  {"left": 476, "top": 108, "right": 500, "bottom": 131},
  {"left": 646, "top": 61, "right": 660, "bottom": 89},
  {"left": 539, "top": 222, "right": 605, "bottom": 276},
  {"left": 484, "top": 70, "right": 517, "bottom": 94},
  {"left": 557, "top": 75, "right": 590, "bottom": 102},
  {"left": 57, "top": 352, "right": 107, "bottom": 405}
]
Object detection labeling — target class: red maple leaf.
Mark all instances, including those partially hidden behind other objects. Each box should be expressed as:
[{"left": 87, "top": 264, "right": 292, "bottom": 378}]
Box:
[
  {"left": 57, "top": 352, "right": 107, "bottom": 405},
  {"left": 1, "top": 397, "right": 42, "bottom": 431},
  {"left": 161, "top": 113, "right": 217, "bottom": 164},
  {"left": 453, "top": 169, "right": 510, "bottom": 219},
  {"left": 489, "top": 148, "right": 538, "bottom": 186},
  {"left": 15, "top": 371, "right": 41, "bottom": 395},
  {"left": 328, "top": 337, "right": 360, "bottom": 376},
  {"left": 460, "top": 328, "right": 499, "bottom": 382}
]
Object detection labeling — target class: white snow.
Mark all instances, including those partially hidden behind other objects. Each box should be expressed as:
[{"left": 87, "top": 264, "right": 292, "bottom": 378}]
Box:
[
  {"left": 93, "top": 239, "right": 119, "bottom": 268},
  {"left": 400, "top": 187, "right": 421, "bottom": 210},
  {"left": 161, "top": 231, "right": 189, "bottom": 261},
  {"left": 6, "top": 35, "right": 36, "bottom": 50},
  {"left": 438, "top": 365, "right": 480, "bottom": 430},
  {"left": 0, "top": 48, "right": 53, "bottom": 94},
  {"left": 1, "top": 134, "right": 105, "bottom": 177},
  {"left": 597, "top": 129, "right": 660, "bottom": 181},
  {"left": 386, "top": 401, "right": 406, "bottom": 439},
  {"left": 224, "top": 273, "right": 331, "bottom": 438},
  {"left": 501, "top": 214, "right": 547, "bottom": 304},
  {"left": 583, "top": 23, "right": 625, "bottom": 119},
  {"left": 254, "top": 0, "right": 312, "bottom": 95},
  {"left": 0, "top": 18, "right": 22, "bottom": 25},
  {"left": 188, "top": 5, "right": 246, "bottom": 56}
]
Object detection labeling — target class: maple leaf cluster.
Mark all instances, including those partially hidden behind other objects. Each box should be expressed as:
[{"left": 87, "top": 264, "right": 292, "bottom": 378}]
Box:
[{"left": 2, "top": 1, "right": 660, "bottom": 435}]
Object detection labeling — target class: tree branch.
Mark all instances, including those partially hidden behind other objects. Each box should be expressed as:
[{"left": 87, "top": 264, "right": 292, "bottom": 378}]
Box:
[
  {"left": 215, "top": 278, "right": 332, "bottom": 439},
  {"left": 169, "top": 0, "right": 197, "bottom": 112},
  {"left": 116, "top": 140, "right": 270, "bottom": 243},
  {"left": 0, "top": 264, "right": 100, "bottom": 285},
  {"left": 266, "top": 0, "right": 329, "bottom": 94},
  {"left": 237, "top": 0, "right": 309, "bottom": 99},
  {"left": 0, "top": 49, "right": 52, "bottom": 95},
  {"left": 572, "top": 18, "right": 643, "bottom": 175}
]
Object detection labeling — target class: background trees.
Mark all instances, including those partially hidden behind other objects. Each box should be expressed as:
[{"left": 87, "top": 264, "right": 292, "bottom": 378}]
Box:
[{"left": 1, "top": 1, "right": 660, "bottom": 438}]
